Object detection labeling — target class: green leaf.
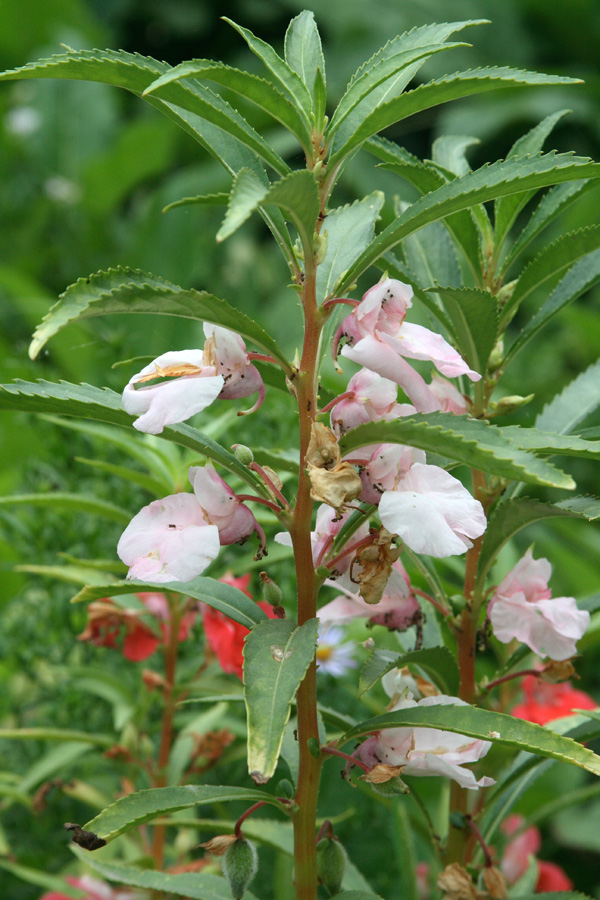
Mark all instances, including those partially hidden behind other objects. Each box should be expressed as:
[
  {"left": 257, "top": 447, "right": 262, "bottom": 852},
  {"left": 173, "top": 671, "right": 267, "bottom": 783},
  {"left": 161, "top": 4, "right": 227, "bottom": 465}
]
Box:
[
  {"left": 284, "top": 10, "right": 325, "bottom": 96},
  {"left": 505, "top": 249, "right": 600, "bottom": 366},
  {"left": 432, "top": 134, "right": 480, "bottom": 176},
  {"left": 84, "top": 785, "right": 280, "bottom": 842},
  {"left": 244, "top": 618, "right": 319, "bottom": 783},
  {"left": 317, "top": 192, "right": 385, "bottom": 301},
  {"left": 501, "top": 180, "right": 593, "bottom": 275},
  {"left": 0, "top": 861, "right": 85, "bottom": 899},
  {"left": 339, "top": 705, "right": 600, "bottom": 776},
  {"left": 73, "top": 855, "right": 259, "bottom": 900},
  {"left": 338, "top": 414, "right": 574, "bottom": 489},
  {"left": 0, "top": 492, "right": 131, "bottom": 524},
  {"left": 29, "top": 266, "right": 289, "bottom": 371},
  {"left": 162, "top": 192, "right": 229, "bottom": 213},
  {"left": 222, "top": 17, "right": 312, "bottom": 115},
  {"left": 477, "top": 497, "right": 600, "bottom": 585},
  {"left": 72, "top": 577, "right": 267, "bottom": 630},
  {"left": 494, "top": 110, "right": 572, "bottom": 251},
  {"left": 74, "top": 456, "right": 169, "bottom": 497},
  {"left": 366, "top": 137, "right": 481, "bottom": 280},
  {"left": 432, "top": 287, "right": 499, "bottom": 373},
  {"left": 502, "top": 225, "right": 600, "bottom": 324},
  {"left": 330, "top": 893, "right": 385, "bottom": 900},
  {"left": 536, "top": 358, "right": 600, "bottom": 434},
  {"left": 359, "top": 646, "right": 460, "bottom": 696},
  {"left": 0, "top": 49, "right": 289, "bottom": 176},
  {"left": 66, "top": 668, "right": 135, "bottom": 731},
  {"left": 329, "top": 67, "right": 581, "bottom": 168},
  {"left": 0, "top": 381, "right": 266, "bottom": 492},
  {"left": 500, "top": 425, "right": 600, "bottom": 458},
  {"left": 336, "top": 152, "right": 600, "bottom": 296},
  {"left": 217, "top": 169, "right": 319, "bottom": 251},
  {"left": 143, "top": 59, "right": 311, "bottom": 150},
  {"left": 0, "top": 728, "right": 112, "bottom": 747}
]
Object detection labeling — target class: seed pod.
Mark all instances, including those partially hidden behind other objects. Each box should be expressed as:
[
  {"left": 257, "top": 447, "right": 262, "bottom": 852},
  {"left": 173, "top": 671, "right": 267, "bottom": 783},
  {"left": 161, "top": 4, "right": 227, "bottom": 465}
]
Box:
[
  {"left": 231, "top": 444, "right": 254, "bottom": 465},
  {"left": 260, "top": 571, "right": 283, "bottom": 607},
  {"left": 222, "top": 836, "right": 258, "bottom": 900},
  {"left": 316, "top": 837, "right": 347, "bottom": 896}
]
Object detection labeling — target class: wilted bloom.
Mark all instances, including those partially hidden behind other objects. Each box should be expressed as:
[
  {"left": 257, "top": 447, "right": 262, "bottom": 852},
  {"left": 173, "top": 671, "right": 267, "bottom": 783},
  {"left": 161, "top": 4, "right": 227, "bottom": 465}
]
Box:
[
  {"left": 275, "top": 504, "right": 370, "bottom": 575},
  {"left": 305, "top": 422, "right": 362, "bottom": 513},
  {"left": 500, "top": 815, "right": 573, "bottom": 893},
  {"left": 334, "top": 278, "right": 480, "bottom": 411},
  {"left": 316, "top": 625, "right": 358, "bottom": 675},
  {"left": 330, "top": 368, "right": 414, "bottom": 435},
  {"left": 189, "top": 462, "right": 266, "bottom": 552},
  {"left": 123, "top": 348, "right": 224, "bottom": 434},
  {"left": 512, "top": 674, "right": 596, "bottom": 725},
  {"left": 488, "top": 549, "right": 590, "bottom": 660},
  {"left": 117, "top": 492, "right": 220, "bottom": 583},
  {"left": 358, "top": 695, "right": 494, "bottom": 790},
  {"left": 40, "top": 875, "right": 138, "bottom": 900},
  {"left": 319, "top": 560, "right": 419, "bottom": 631}
]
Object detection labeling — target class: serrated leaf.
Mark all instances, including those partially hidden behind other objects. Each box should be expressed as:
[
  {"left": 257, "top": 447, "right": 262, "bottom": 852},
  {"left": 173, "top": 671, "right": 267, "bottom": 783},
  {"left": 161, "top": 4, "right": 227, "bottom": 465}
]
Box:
[
  {"left": 502, "top": 225, "right": 600, "bottom": 324},
  {"left": 72, "top": 577, "right": 267, "bottom": 629},
  {"left": 284, "top": 10, "right": 325, "bottom": 96},
  {"left": 0, "top": 492, "right": 131, "bottom": 524},
  {"left": 536, "top": 359, "right": 600, "bottom": 434},
  {"left": 430, "top": 287, "right": 499, "bottom": 373},
  {"left": 494, "top": 110, "right": 572, "bottom": 250},
  {"left": 144, "top": 59, "right": 311, "bottom": 150},
  {"left": 244, "top": 618, "right": 319, "bottom": 783},
  {"left": 72, "top": 854, "right": 258, "bottom": 900},
  {"left": 336, "top": 152, "right": 600, "bottom": 296},
  {"left": 222, "top": 17, "right": 312, "bottom": 114},
  {"left": 339, "top": 705, "right": 600, "bottom": 775},
  {"left": 477, "top": 497, "right": 600, "bottom": 585},
  {"left": 432, "top": 134, "right": 480, "bottom": 175},
  {"left": 500, "top": 426, "right": 600, "bottom": 457},
  {"left": 338, "top": 414, "right": 574, "bottom": 489},
  {"left": 359, "top": 646, "right": 460, "bottom": 696},
  {"left": 501, "top": 180, "right": 592, "bottom": 275},
  {"left": 0, "top": 380, "right": 266, "bottom": 492},
  {"left": 555, "top": 496, "right": 600, "bottom": 518},
  {"left": 329, "top": 66, "right": 581, "bottom": 168},
  {"left": 317, "top": 192, "right": 384, "bottom": 301},
  {"left": 29, "top": 267, "right": 289, "bottom": 371},
  {"left": 366, "top": 137, "right": 481, "bottom": 280},
  {"left": 84, "top": 785, "right": 280, "bottom": 842},
  {"left": 0, "top": 49, "right": 288, "bottom": 176},
  {"left": 218, "top": 169, "right": 319, "bottom": 250},
  {"left": 162, "top": 192, "right": 229, "bottom": 213},
  {"left": 505, "top": 249, "right": 600, "bottom": 366}
]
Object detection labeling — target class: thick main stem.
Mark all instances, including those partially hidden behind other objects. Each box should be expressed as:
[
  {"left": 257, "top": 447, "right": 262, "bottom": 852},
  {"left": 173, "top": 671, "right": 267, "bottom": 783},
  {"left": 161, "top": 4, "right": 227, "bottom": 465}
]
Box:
[{"left": 291, "top": 258, "right": 324, "bottom": 900}]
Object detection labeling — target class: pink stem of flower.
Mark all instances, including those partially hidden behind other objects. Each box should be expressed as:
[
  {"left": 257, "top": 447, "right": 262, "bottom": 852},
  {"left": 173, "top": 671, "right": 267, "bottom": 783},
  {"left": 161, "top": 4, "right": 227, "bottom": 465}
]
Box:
[
  {"left": 236, "top": 493, "right": 282, "bottom": 513},
  {"left": 248, "top": 353, "right": 279, "bottom": 364},
  {"left": 412, "top": 587, "right": 451, "bottom": 618},
  {"left": 234, "top": 801, "right": 270, "bottom": 838},
  {"left": 484, "top": 668, "right": 542, "bottom": 692},
  {"left": 321, "top": 745, "right": 371, "bottom": 774},
  {"left": 326, "top": 533, "right": 375, "bottom": 572},
  {"left": 465, "top": 816, "right": 494, "bottom": 868},
  {"left": 315, "top": 534, "right": 334, "bottom": 568},
  {"left": 322, "top": 298, "right": 360, "bottom": 311},
  {"left": 237, "top": 380, "right": 266, "bottom": 417},
  {"left": 318, "top": 391, "right": 355, "bottom": 415},
  {"left": 315, "top": 819, "right": 334, "bottom": 844},
  {"left": 342, "top": 457, "right": 371, "bottom": 467},
  {"left": 249, "top": 462, "right": 290, "bottom": 509}
]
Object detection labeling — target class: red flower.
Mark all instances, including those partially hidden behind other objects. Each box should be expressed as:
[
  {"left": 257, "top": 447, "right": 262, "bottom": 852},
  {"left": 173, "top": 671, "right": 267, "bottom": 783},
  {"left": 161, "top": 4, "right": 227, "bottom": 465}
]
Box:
[
  {"left": 536, "top": 861, "right": 573, "bottom": 893},
  {"left": 203, "top": 574, "right": 276, "bottom": 679},
  {"left": 512, "top": 675, "right": 596, "bottom": 726}
]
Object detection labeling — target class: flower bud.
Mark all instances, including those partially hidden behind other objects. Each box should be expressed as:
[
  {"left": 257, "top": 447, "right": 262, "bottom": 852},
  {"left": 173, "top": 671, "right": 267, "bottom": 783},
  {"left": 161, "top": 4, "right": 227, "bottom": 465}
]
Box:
[
  {"left": 231, "top": 444, "right": 254, "bottom": 465},
  {"left": 316, "top": 837, "right": 347, "bottom": 896},
  {"left": 314, "top": 231, "right": 329, "bottom": 265},
  {"left": 222, "top": 836, "right": 258, "bottom": 900},
  {"left": 275, "top": 778, "right": 294, "bottom": 800},
  {"left": 487, "top": 338, "right": 504, "bottom": 373},
  {"left": 490, "top": 394, "right": 534, "bottom": 416},
  {"left": 259, "top": 571, "right": 283, "bottom": 607}
]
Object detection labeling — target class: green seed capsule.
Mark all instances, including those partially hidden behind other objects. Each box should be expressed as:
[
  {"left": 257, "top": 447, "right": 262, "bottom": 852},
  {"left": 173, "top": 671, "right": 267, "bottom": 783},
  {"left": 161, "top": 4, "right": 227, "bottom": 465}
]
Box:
[
  {"left": 222, "top": 837, "right": 258, "bottom": 900},
  {"left": 316, "top": 837, "right": 347, "bottom": 895}
]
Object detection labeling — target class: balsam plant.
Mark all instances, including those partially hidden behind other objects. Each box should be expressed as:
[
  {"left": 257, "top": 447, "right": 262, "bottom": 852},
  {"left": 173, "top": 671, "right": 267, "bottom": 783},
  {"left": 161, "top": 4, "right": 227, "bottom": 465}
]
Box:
[{"left": 1, "top": 11, "right": 600, "bottom": 900}]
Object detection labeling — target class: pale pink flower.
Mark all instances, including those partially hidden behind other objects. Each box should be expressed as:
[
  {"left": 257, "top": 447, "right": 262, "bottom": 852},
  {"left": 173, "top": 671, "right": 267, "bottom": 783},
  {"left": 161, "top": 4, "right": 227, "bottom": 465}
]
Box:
[
  {"left": 428, "top": 373, "right": 468, "bottom": 415},
  {"left": 335, "top": 278, "right": 480, "bottom": 411},
  {"left": 40, "top": 875, "right": 139, "bottom": 900},
  {"left": 189, "top": 462, "right": 266, "bottom": 550},
  {"left": 122, "top": 349, "right": 224, "bottom": 434},
  {"left": 319, "top": 560, "right": 419, "bottom": 630},
  {"left": 203, "top": 324, "right": 265, "bottom": 409},
  {"left": 488, "top": 549, "right": 590, "bottom": 660},
  {"left": 330, "top": 368, "right": 414, "bottom": 435},
  {"left": 376, "top": 461, "right": 486, "bottom": 558},
  {"left": 117, "top": 492, "right": 220, "bottom": 583},
  {"left": 358, "top": 443, "right": 426, "bottom": 505},
  {"left": 275, "top": 504, "right": 370, "bottom": 574},
  {"left": 358, "top": 695, "right": 494, "bottom": 790}
]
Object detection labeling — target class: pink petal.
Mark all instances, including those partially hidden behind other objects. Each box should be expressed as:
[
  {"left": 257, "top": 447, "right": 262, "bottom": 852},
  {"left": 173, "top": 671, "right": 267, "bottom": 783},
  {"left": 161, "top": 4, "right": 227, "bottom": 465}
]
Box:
[{"left": 384, "top": 323, "right": 481, "bottom": 381}]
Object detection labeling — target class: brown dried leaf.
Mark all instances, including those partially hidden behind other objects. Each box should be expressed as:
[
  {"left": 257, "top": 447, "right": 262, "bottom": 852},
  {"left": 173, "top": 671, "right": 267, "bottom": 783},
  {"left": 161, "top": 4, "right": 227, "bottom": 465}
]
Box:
[{"left": 482, "top": 866, "right": 507, "bottom": 900}]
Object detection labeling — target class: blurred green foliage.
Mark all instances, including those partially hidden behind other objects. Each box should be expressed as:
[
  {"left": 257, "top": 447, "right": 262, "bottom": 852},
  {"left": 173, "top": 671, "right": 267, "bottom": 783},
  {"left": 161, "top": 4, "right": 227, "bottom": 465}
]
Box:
[{"left": 0, "top": 1, "right": 599, "bottom": 898}]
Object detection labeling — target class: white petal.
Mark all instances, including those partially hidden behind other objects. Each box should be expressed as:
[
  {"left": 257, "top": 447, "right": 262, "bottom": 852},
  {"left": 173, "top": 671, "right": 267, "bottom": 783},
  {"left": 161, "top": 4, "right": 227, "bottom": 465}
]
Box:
[{"left": 123, "top": 374, "right": 224, "bottom": 434}]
